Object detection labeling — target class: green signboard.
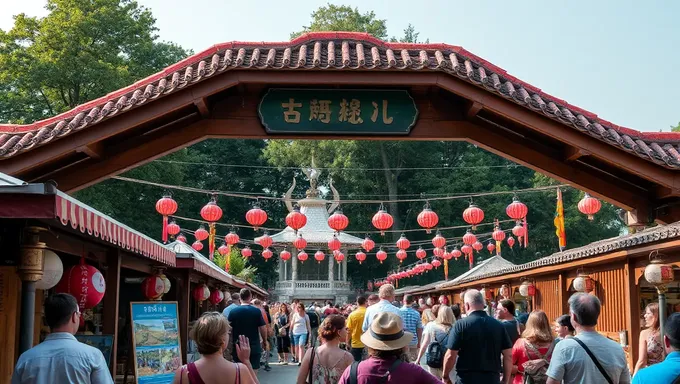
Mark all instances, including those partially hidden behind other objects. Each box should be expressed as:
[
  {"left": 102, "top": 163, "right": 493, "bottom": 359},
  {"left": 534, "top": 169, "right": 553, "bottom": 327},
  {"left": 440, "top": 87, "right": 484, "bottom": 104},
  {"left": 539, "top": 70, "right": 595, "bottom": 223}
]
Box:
[{"left": 258, "top": 89, "right": 418, "bottom": 134}]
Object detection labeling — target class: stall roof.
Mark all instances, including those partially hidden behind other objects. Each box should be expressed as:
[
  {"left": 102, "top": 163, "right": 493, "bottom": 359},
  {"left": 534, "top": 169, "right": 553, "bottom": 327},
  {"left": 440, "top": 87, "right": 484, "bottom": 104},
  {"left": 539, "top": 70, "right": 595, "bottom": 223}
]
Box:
[
  {"left": 438, "top": 255, "right": 517, "bottom": 289},
  {"left": 0, "top": 172, "right": 175, "bottom": 266},
  {"left": 167, "top": 240, "right": 267, "bottom": 296}
]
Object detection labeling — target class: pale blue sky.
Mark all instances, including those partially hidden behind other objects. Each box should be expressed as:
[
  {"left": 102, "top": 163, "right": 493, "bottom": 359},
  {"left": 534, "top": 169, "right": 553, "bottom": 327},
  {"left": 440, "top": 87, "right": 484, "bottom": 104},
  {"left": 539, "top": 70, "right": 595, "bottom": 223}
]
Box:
[{"left": 3, "top": 0, "right": 679, "bottom": 132}]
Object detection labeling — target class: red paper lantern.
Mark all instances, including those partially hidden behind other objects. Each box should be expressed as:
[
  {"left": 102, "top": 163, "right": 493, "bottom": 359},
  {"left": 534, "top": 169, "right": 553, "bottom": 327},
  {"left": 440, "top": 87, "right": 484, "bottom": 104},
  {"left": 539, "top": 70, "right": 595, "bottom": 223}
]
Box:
[
  {"left": 142, "top": 275, "right": 166, "bottom": 301},
  {"left": 314, "top": 250, "right": 325, "bottom": 263},
  {"left": 578, "top": 193, "right": 602, "bottom": 220},
  {"left": 376, "top": 249, "right": 388, "bottom": 264},
  {"left": 449, "top": 247, "right": 461, "bottom": 259},
  {"left": 372, "top": 208, "right": 394, "bottom": 235},
  {"left": 297, "top": 251, "right": 308, "bottom": 263},
  {"left": 443, "top": 250, "right": 453, "bottom": 260},
  {"left": 293, "top": 234, "right": 307, "bottom": 250},
  {"left": 209, "top": 289, "right": 224, "bottom": 306},
  {"left": 258, "top": 233, "right": 273, "bottom": 249},
  {"left": 55, "top": 261, "right": 106, "bottom": 310},
  {"left": 194, "top": 226, "right": 209, "bottom": 241},
  {"left": 396, "top": 234, "right": 411, "bottom": 250},
  {"left": 218, "top": 243, "right": 229, "bottom": 256},
  {"left": 200, "top": 198, "right": 223, "bottom": 222},
  {"left": 328, "top": 235, "right": 342, "bottom": 251},
  {"left": 492, "top": 228, "right": 506, "bottom": 242},
  {"left": 462, "top": 203, "right": 484, "bottom": 230},
  {"left": 192, "top": 241, "right": 203, "bottom": 251},
  {"left": 177, "top": 233, "right": 187, "bottom": 243},
  {"left": 417, "top": 204, "right": 439, "bottom": 233},
  {"left": 333, "top": 250, "right": 345, "bottom": 263},
  {"left": 262, "top": 248, "right": 273, "bottom": 261},
  {"left": 416, "top": 247, "right": 426, "bottom": 260},
  {"left": 328, "top": 209, "right": 349, "bottom": 232},
  {"left": 432, "top": 233, "right": 446, "bottom": 249},
  {"left": 367, "top": 281, "right": 374, "bottom": 291},
  {"left": 396, "top": 249, "right": 408, "bottom": 263},
  {"left": 487, "top": 242, "right": 496, "bottom": 254},
  {"left": 506, "top": 196, "right": 528, "bottom": 221},
  {"left": 193, "top": 284, "right": 210, "bottom": 302},
  {"left": 156, "top": 194, "right": 178, "bottom": 243},
  {"left": 433, "top": 247, "right": 445, "bottom": 258},
  {"left": 225, "top": 231, "right": 240, "bottom": 246},
  {"left": 431, "top": 259, "right": 442, "bottom": 268},
  {"left": 167, "top": 221, "right": 181, "bottom": 236},
  {"left": 461, "top": 244, "right": 473, "bottom": 256},
  {"left": 355, "top": 251, "right": 367, "bottom": 264},
  {"left": 246, "top": 205, "right": 268, "bottom": 230},
  {"left": 280, "top": 250, "right": 292, "bottom": 262},
  {"left": 424, "top": 262, "right": 433, "bottom": 271},
  {"left": 462, "top": 229, "right": 477, "bottom": 245},
  {"left": 286, "top": 206, "right": 307, "bottom": 232},
  {"left": 472, "top": 241, "right": 483, "bottom": 253},
  {"left": 241, "top": 246, "right": 252, "bottom": 258},
  {"left": 507, "top": 236, "right": 515, "bottom": 248},
  {"left": 362, "top": 236, "right": 375, "bottom": 252},
  {"left": 512, "top": 224, "right": 526, "bottom": 238}
]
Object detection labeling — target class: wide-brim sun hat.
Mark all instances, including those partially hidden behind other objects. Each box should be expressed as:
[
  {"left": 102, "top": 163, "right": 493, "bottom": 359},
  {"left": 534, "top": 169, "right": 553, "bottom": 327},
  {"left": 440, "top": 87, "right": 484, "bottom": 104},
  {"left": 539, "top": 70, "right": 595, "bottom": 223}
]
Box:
[{"left": 361, "top": 312, "right": 414, "bottom": 351}]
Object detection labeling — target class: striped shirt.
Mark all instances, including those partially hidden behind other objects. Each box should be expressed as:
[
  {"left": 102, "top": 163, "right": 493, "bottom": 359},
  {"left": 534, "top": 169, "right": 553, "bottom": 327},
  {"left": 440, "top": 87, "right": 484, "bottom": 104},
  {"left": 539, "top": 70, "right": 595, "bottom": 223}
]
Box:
[{"left": 400, "top": 306, "right": 424, "bottom": 346}]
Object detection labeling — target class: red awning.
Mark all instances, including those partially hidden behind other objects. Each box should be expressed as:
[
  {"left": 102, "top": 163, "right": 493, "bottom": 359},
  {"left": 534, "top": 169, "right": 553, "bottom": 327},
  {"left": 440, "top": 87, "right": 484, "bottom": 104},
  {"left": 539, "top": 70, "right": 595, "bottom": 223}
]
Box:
[{"left": 55, "top": 193, "right": 175, "bottom": 266}]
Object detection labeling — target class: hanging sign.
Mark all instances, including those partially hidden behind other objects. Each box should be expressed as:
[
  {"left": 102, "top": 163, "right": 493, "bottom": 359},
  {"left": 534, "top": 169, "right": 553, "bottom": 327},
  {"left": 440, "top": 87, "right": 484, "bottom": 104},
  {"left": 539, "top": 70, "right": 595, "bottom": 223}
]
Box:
[
  {"left": 130, "top": 302, "right": 182, "bottom": 384},
  {"left": 258, "top": 88, "right": 418, "bottom": 134}
]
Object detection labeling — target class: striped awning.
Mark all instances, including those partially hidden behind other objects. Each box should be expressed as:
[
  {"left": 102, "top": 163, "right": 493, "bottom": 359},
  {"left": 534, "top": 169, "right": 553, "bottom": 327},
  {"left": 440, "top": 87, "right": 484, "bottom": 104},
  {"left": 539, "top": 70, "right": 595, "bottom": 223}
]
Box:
[{"left": 55, "top": 193, "right": 175, "bottom": 266}]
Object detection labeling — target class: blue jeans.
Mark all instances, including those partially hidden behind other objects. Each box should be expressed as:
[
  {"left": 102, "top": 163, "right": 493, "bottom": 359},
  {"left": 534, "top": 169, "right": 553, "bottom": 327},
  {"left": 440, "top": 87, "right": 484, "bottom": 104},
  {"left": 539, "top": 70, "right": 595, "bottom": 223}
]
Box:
[{"left": 291, "top": 333, "right": 308, "bottom": 346}]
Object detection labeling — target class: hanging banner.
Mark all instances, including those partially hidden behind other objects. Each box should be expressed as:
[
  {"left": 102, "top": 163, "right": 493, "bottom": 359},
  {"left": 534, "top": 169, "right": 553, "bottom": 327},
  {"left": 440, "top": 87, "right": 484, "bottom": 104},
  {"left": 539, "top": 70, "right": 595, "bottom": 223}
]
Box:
[
  {"left": 258, "top": 89, "right": 418, "bottom": 134},
  {"left": 130, "top": 302, "right": 182, "bottom": 384}
]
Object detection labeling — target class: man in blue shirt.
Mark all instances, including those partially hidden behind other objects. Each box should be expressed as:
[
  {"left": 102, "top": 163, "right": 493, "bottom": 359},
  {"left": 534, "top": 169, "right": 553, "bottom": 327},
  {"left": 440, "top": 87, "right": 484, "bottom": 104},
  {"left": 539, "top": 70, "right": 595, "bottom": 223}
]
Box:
[
  {"left": 222, "top": 292, "right": 240, "bottom": 319},
  {"left": 12, "top": 293, "right": 114, "bottom": 384},
  {"left": 400, "top": 294, "right": 423, "bottom": 362},
  {"left": 633, "top": 312, "right": 680, "bottom": 384},
  {"left": 227, "top": 288, "right": 267, "bottom": 370},
  {"left": 362, "top": 284, "right": 403, "bottom": 332}
]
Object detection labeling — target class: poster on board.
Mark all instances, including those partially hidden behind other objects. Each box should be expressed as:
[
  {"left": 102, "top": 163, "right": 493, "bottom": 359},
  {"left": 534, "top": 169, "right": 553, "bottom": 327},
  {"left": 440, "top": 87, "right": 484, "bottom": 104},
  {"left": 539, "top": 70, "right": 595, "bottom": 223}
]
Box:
[
  {"left": 130, "top": 302, "right": 182, "bottom": 384},
  {"left": 75, "top": 334, "right": 114, "bottom": 369}
]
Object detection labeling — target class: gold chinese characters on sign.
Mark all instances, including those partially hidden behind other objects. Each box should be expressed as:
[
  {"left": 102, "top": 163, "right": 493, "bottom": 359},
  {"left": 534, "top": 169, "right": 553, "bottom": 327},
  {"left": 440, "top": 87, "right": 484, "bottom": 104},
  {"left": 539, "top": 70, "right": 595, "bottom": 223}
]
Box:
[{"left": 281, "top": 98, "right": 393, "bottom": 125}]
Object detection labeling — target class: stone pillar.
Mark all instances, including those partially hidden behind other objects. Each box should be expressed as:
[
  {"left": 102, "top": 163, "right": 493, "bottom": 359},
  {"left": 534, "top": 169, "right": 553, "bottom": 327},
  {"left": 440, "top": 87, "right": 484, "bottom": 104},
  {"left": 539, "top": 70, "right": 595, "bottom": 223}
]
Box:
[
  {"left": 278, "top": 257, "right": 285, "bottom": 281},
  {"left": 17, "top": 226, "right": 48, "bottom": 354},
  {"left": 342, "top": 255, "right": 348, "bottom": 281},
  {"left": 328, "top": 256, "right": 334, "bottom": 282},
  {"left": 292, "top": 251, "right": 298, "bottom": 281}
]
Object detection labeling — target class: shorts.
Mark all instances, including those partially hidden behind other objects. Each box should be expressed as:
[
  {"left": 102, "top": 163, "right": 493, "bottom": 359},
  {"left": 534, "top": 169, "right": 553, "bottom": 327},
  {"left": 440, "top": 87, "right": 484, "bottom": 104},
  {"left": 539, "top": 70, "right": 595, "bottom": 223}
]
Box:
[
  {"left": 291, "top": 333, "right": 308, "bottom": 346},
  {"left": 233, "top": 346, "right": 262, "bottom": 370}
]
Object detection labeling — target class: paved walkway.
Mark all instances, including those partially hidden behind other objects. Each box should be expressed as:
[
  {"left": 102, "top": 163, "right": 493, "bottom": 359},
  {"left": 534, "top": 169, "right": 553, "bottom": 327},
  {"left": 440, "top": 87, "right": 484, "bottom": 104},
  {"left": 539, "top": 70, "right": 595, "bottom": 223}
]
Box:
[{"left": 257, "top": 360, "right": 301, "bottom": 383}]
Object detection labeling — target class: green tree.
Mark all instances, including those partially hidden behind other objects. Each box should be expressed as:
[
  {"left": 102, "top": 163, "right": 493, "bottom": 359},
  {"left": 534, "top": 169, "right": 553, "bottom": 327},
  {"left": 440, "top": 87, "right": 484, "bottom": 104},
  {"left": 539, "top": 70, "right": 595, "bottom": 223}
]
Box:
[
  {"left": 672, "top": 122, "right": 680, "bottom": 132},
  {"left": 214, "top": 248, "right": 258, "bottom": 283},
  {"left": 0, "top": 0, "right": 190, "bottom": 123},
  {"left": 291, "top": 4, "right": 388, "bottom": 40}
]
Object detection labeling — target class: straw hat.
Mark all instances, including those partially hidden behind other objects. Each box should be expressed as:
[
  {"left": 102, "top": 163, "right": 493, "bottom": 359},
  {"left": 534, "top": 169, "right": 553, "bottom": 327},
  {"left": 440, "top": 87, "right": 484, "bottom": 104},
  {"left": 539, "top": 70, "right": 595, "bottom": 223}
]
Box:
[{"left": 361, "top": 312, "right": 413, "bottom": 351}]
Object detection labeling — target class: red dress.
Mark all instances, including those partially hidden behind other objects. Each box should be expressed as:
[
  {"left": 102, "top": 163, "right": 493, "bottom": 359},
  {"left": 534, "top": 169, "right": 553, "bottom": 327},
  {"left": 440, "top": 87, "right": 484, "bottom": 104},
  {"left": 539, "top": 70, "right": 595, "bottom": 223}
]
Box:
[{"left": 511, "top": 338, "right": 551, "bottom": 384}]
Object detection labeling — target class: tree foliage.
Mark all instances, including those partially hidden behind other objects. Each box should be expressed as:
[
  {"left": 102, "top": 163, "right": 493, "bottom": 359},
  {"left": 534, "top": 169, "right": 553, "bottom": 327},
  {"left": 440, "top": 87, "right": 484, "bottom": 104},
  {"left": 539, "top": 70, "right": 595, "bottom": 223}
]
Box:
[
  {"left": 291, "top": 4, "right": 388, "bottom": 40},
  {"left": 0, "top": 0, "right": 190, "bottom": 123},
  {"left": 214, "top": 248, "right": 258, "bottom": 283},
  {"left": 672, "top": 122, "right": 680, "bottom": 132}
]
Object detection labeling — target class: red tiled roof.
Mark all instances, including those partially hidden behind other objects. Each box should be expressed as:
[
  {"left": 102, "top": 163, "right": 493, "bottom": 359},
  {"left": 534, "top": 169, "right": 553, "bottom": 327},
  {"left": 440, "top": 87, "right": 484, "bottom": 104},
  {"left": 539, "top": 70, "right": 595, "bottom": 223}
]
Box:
[{"left": 1, "top": 32, "right": 679, "bottom": 167}]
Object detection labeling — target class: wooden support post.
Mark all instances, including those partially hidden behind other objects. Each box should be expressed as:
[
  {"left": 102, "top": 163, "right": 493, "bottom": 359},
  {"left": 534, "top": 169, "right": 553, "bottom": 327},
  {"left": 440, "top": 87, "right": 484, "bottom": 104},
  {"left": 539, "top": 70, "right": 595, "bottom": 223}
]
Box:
[
  {"left": 558, "top": 272, "right": 567, "bottom": 314},
  {"left": 102, "top": 250, "right": 121, "bottom": 377},
  {"left": 624, "top": 259, "right": 640, "bottom": 371},
  {"left": 176, "top": 270, "right": 191, "bottom": 365}
]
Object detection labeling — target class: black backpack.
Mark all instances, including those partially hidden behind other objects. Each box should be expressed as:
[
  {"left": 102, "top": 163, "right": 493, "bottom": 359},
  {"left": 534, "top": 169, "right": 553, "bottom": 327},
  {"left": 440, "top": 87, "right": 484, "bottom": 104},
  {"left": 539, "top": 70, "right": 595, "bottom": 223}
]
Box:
[
  {"left": 426, "top": 330, "right": 449, "bottom": 369},
  {"left": 306, "top": 310, "right": 320, "bottom": 328}
]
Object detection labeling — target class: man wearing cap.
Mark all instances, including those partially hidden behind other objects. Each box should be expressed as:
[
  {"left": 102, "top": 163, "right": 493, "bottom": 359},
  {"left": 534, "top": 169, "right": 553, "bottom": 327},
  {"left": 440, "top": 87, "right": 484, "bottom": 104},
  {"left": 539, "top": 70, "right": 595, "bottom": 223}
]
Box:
[
  {"left": 442, "top": 289, "right": 513, "bottom": 384},
  {"left": 338, "top": 312, "right": 440, "bottom": 384},
  {"left": 362, "top": 284, "right": 403, "bottom": 332}
]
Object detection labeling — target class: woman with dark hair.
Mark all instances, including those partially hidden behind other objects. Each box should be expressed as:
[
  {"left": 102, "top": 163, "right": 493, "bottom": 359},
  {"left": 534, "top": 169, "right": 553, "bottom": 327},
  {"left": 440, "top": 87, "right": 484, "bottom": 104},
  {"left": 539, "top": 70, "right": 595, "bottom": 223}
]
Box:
[
  {"left": 276, "top": 303, "right": 292, "bottom": 364},
  {"left": 511, "top": 310, "right": 555, "bottom": 384},
  {"left": 296, "top": 315, "right": 353, "bottom": 384},
  {"left": 634, "top": 302, "right": 664, "bottom": 376},
  {"left": 450, "top": 304, "right": 462, "bottom": 321},
  {"left": 338, "top": 312, "right": 440, "bottom": 384},
  {"left": 554, "top": 314, "right": 575, "bottom": 341},
  {"left": 172, "top": 312, "right": 258, "bottom": 384}
]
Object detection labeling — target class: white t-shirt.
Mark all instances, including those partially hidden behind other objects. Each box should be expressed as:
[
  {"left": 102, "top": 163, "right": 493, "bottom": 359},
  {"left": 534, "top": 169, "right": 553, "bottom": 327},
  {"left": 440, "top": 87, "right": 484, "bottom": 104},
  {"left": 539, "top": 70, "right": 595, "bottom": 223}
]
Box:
[{"left": 291, "top": 313, "right": 308, "bottom": 335}]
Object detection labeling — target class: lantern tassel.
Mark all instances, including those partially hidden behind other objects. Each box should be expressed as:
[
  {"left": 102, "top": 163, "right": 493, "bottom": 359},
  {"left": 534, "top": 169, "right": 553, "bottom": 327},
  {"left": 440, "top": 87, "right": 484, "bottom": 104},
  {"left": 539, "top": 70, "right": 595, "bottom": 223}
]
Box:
[
  {"left": 162, "top": 215, "right": 168, "bottom": 243},
  {"left": 523, "top": 217, "right": 528, "bottom": 248},
  {"left": 444, "top": 259, "right": 449, "bottom": 280},
  {"left": 208, "top": 223, "right": 216, "bottom": 261},
  {"left": 469, "top": 254, "right": 474, "bottom": 270}
]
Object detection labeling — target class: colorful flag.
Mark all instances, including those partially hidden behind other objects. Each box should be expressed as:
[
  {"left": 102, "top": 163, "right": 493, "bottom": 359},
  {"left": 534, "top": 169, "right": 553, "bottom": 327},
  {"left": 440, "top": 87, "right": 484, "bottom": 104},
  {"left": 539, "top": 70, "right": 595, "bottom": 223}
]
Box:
[
  {"left": 444, "top": 259, "right": 449, "bottom": 280},
  {"left": 554, "top": 188, "right": 567, "bottom": 251}
]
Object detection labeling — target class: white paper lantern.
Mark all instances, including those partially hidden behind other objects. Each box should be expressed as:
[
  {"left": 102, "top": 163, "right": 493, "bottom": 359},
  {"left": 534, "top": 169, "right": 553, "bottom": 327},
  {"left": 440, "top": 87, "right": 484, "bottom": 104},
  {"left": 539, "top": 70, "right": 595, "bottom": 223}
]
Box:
[
  {"left": 160, "top": 274, "right": 171, "bottom": 294},
  {"left": 36, "top": 249, "right": 63, "bottom": 290}
]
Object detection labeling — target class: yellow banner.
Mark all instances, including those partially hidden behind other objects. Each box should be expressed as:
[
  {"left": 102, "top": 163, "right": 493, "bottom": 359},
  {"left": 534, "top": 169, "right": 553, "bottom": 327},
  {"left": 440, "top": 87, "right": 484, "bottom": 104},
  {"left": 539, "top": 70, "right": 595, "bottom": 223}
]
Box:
[{"left": 554, "top": 189, "right": 567, "bottom": 250}]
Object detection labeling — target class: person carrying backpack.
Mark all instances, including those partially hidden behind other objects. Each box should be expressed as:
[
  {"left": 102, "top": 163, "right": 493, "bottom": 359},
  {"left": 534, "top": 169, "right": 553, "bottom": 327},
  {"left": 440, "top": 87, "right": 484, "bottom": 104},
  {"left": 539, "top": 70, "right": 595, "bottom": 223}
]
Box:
[
  {"left": 337, "top": 312, "right": 440, "bottom": 384},
  {"left": 416, "top": 305, "right": 456, "bottom": 381},
  {"left": 307, "top": 307, "right": 321, "bottom": 347},
  {"left": 511, "top": 311, "right": 555, "bottom": 384}
]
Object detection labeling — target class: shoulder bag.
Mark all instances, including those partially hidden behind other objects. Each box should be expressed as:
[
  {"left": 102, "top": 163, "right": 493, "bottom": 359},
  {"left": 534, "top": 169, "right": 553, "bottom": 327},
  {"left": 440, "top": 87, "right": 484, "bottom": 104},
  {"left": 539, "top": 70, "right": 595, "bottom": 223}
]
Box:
[{"left": 572, "top": 337, "right": 613, "bottom": 384}]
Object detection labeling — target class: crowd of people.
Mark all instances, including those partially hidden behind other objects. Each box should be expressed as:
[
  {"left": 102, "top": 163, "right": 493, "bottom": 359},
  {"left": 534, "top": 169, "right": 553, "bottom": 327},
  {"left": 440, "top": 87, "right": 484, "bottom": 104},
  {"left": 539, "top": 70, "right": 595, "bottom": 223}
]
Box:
[{"left": 10, "top": 287, "right": 680, "bottom": 383}]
